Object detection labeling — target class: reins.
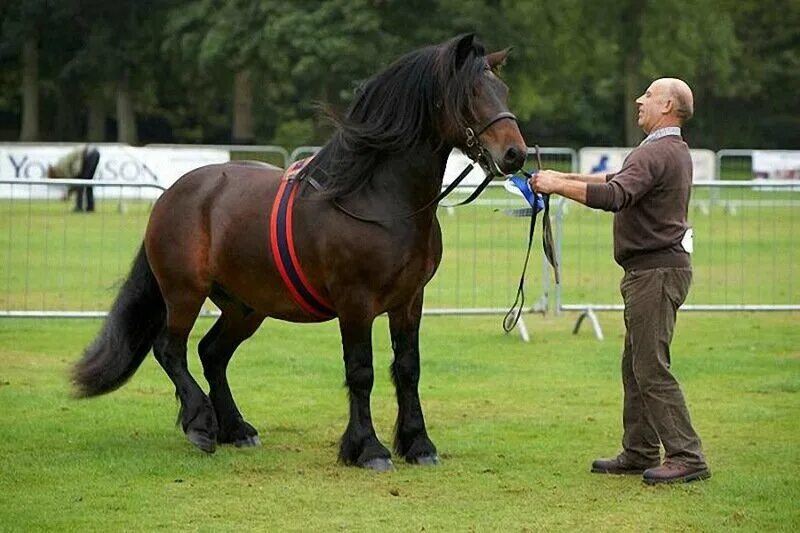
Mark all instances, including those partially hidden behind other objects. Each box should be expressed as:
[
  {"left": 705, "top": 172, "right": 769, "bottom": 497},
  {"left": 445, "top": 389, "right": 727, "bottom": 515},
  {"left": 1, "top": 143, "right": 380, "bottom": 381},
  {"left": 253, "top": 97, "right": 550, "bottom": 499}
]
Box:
[
  {"left": 503, "top": 146, "right": 560, "bottom": 333},
  {"left": 326, "top": 161, "right": 486, "bottom": 223},
  {"left": 307, "top": 111, "right": 518, "bottom": 224},
  {"left": 300, "top": 114, "right": 561, "bottom": 332}
]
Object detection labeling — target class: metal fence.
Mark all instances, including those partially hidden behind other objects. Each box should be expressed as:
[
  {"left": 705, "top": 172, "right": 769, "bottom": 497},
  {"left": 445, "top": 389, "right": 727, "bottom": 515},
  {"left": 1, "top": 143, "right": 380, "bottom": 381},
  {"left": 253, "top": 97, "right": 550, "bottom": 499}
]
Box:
[
  {"left": 2, "top": 146, "right": 798, "bottom": 343},
  {"left": 556, "top": 180, "right": 800, "bottom": 339},
  {"left": 289, "top": 145, "right": 577, "bottom": 169},
  {"left": 0, "top": 179, "right": 165, "bottom": 318},
  {"left": 0, "top": 177, "right": 556, "bottom": 341}
]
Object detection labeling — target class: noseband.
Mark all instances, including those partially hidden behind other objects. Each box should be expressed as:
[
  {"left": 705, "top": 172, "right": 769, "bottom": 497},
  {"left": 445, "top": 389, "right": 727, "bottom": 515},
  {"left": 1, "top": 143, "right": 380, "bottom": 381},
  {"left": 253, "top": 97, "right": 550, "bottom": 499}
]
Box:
[{"left": 463, "top": 111, "right": 519, "bottom": 177}]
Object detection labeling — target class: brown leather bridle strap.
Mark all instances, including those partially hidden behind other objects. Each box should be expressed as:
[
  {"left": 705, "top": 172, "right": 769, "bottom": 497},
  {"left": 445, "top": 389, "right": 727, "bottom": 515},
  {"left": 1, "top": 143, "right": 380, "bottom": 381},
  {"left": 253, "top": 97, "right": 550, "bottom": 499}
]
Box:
[
  {"left": 323, "top": 110, "right": 519, "bottom": 223},
  {"left": 474, "top": 111, "right": 518, "bottom": 136},
  {"left": 463, "top": 111, "right": 518, "bottom": 178}
]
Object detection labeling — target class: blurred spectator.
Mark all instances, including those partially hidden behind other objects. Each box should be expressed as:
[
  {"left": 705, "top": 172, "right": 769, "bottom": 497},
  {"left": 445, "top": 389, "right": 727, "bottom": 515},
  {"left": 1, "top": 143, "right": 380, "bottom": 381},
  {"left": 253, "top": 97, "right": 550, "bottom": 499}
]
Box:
[{"left": 47, "top": 145, "right": 99, "bottom": 212}]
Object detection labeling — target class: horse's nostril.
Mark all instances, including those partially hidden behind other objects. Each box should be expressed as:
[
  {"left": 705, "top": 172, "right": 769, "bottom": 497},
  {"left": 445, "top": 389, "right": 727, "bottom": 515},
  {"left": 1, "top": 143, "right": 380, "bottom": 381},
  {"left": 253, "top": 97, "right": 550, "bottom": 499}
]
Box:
[{"left": 504, "top": 147, "right": 525, "bottom": 168}]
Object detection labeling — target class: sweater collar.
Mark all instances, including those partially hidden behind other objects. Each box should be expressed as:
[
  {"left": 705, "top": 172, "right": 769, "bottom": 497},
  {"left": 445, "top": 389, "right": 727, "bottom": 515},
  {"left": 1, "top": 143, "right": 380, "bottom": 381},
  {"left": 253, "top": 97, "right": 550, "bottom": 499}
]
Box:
[{"left": 640, "top": 126, "right": 682, "bottom": 146}]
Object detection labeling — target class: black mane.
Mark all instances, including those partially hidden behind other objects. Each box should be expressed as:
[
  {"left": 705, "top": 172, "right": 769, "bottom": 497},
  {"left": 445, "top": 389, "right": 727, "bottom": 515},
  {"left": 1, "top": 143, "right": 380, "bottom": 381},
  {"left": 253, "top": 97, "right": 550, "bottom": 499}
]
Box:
[{"left": 301, "top": 35, "right": 487, "bottom": 198}]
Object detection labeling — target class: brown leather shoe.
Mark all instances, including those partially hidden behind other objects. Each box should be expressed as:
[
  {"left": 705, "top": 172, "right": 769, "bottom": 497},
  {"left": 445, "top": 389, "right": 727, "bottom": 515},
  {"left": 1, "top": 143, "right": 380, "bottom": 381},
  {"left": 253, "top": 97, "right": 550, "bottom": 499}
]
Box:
[
  {"left": 591, "top": 455, "right": 659, "bottom": 475},
  {"left": 642, "top": 461, "right": 711, "bottom": 485}
]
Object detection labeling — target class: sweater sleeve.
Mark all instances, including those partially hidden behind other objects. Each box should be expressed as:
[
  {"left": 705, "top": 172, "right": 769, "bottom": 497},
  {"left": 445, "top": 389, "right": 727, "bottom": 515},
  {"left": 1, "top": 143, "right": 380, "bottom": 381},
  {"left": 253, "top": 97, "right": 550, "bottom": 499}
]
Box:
[{"left": 585, "top": 149, "right": 656, "bottom": 212}]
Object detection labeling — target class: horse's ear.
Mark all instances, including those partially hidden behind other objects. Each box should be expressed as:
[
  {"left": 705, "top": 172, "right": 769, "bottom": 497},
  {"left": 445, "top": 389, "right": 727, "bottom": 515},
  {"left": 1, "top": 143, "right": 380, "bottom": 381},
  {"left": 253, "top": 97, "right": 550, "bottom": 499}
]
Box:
[
  {"left": 487, "top": 48, "right": 512, "bottom": 71},
  {"left": 454, "top": 34, "right": 476, "bottom": 68}
]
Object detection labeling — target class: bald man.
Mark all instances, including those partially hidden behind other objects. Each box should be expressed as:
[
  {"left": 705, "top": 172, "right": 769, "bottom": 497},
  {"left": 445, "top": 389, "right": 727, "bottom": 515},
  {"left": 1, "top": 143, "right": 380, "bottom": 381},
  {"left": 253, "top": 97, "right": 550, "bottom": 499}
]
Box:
[{"left": 531, "top": 78, "right": 710, "bottom": 485}]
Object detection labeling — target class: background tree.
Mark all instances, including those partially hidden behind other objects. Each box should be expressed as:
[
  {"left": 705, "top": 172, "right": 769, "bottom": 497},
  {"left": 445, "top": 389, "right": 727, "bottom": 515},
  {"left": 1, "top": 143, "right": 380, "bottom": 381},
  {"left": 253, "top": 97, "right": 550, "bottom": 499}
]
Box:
[
  {"left": 0, "top": 1, "right": 53, "bottom": 141},
  {"left": 0, "top": 0, "right": 796, "bottom": 149}
]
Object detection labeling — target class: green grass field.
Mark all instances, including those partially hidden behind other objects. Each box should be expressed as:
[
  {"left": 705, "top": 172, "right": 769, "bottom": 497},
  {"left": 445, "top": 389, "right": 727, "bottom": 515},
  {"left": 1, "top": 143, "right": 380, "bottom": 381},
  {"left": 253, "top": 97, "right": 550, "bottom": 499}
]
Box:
[
  {"left": 0, "top": 180, "right": 798, "bottom": 530},
  {"left": 1, "top": 313, "right": 798, "bottom": 531}
]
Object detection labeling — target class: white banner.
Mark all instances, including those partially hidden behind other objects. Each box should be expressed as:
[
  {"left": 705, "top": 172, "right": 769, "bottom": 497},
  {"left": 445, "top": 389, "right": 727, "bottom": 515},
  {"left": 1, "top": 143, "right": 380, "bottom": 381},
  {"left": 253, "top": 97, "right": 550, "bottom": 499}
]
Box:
[
  {"left": 579, "top": 147, "right": 716, "bottom": 181},
  {"left": 752, "top": 150, "right": 800, "bottom": 180},
  {"left": 0, "top": 144, "right": 230, "bottom": 199},
  {"left": 443, "top": 148, "right": 488, "bottom": 189}
]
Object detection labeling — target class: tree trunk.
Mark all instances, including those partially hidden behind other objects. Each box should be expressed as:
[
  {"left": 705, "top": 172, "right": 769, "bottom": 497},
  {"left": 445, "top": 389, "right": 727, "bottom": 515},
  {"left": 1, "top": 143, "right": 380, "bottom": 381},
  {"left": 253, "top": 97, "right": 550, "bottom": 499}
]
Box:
[
  {"left": 20, "top": 36, "right": 39, "bottom": 141},
  {"left": 620, "top": 0, "right": 645, "bottom": 146},
  {"left": 55, "top": 89, "right": 81, "bottom": 141},
  {"left": 232, "top": 69, "right": 254, "bottom": 144},
  {"left": 116, "top": 71, "right": 138, "bottom": 144},
  {"left": 87, "top": 93, "right": 106, "bottom": 142},
  {"left": 623, "top": 53, "right": 642, "bottom": 146}
]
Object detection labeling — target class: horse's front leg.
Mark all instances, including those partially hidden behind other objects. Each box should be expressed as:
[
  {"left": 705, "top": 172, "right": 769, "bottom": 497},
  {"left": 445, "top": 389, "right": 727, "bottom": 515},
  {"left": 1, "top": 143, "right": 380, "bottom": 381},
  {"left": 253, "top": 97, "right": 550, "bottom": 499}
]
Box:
[
  {"left": 338, "top": 313, "right": 393, "bottom": 471},
  {"left": 389, "top": 291, "right": 438, "bottom": 465}
]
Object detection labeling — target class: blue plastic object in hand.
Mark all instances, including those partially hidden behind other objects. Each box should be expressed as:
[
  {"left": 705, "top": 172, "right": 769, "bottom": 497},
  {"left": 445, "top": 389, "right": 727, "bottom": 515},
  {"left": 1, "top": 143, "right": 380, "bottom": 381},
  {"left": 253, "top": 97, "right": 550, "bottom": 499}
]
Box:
[{"left": 506, "top": 174, "right": 545, "bottom": 213}]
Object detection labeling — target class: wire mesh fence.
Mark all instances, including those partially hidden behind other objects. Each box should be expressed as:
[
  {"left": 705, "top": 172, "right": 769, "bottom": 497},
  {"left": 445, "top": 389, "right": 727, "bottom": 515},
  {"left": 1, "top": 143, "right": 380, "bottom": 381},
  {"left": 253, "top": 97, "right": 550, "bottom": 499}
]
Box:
[{"left": 556, "top": 180, "right": 800, "bottom": 316}]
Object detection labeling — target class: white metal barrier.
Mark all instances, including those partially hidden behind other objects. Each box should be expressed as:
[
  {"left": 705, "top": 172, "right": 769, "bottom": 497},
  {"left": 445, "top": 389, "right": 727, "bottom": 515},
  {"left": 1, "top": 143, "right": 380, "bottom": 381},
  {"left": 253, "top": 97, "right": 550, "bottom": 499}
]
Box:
[
  {"left": 0, "top": 178, "right": 555, "bottom": 342},
  {"left": 0, "top": 179, "right": 165, "bottom": 317},
  {"left": 556, "top": 180, "right": 800, "bottom": 339},
  {"left": 6, "top": 146, "right": 797, "bottom": 342}
]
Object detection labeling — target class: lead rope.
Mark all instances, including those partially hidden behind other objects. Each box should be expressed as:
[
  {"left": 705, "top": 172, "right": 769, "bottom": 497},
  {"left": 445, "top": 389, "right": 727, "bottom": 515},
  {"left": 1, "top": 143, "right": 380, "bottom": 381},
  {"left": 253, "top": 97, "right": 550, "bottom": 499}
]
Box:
[
  {"left": 503, "top": 145, "right": 559, "bottom": 333},
  {"left": 328, "top": 160, "right": 488, "bottom": 223}
]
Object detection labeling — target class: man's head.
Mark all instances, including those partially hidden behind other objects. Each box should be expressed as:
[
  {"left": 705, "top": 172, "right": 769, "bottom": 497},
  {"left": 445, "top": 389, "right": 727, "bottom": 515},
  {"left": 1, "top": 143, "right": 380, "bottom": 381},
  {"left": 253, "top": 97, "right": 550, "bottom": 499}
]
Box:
[{"left": 635, "top": 78, "right": 694, "bottom": 134}]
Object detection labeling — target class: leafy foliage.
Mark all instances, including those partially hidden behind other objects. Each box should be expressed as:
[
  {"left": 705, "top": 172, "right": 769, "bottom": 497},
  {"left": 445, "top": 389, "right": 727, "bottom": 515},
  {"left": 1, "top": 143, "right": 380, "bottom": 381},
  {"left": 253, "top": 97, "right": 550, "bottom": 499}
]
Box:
[{"left": 0, "top": 0, "right": 796, "bottom": 148}]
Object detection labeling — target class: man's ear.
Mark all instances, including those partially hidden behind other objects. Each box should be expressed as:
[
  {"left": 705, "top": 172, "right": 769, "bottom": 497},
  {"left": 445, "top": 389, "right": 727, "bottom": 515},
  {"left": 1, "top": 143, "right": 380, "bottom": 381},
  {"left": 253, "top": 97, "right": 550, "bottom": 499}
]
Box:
[
  {"left": 454, "top": 34, "right": 476, "bottom": 69},
  {"left": 487, "top": 48, "right": 511, "bottom": 71},
  {"left": 662, "top": 96, "right": 675, "bottom": 115}
]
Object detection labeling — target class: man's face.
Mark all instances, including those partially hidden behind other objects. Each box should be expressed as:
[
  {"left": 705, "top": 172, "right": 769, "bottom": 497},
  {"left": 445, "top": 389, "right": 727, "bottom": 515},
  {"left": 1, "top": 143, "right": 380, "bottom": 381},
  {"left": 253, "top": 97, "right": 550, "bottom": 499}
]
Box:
[{"left": 635, "top": 81, "right": 668, "bottom": 134}]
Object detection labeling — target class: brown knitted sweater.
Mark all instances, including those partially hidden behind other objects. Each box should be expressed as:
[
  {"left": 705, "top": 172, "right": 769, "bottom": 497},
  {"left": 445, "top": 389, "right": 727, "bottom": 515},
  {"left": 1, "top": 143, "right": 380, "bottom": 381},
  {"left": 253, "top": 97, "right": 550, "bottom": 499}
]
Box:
[{"left": 585, "top": 136, "right": 692, "bottom": 271}]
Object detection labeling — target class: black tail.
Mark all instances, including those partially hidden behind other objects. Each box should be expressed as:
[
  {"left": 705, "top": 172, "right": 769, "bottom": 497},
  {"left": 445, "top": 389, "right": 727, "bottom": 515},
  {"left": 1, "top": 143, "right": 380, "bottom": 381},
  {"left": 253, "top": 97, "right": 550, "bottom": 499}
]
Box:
[{"left": 72, "top": 244, "right": 166, "bottom": 397}]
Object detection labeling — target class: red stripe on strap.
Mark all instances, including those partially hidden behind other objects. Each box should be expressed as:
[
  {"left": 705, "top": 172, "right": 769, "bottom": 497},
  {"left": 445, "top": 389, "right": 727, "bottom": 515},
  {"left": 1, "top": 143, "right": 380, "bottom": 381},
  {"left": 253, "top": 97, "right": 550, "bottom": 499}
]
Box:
[
  {"left": 270, "top": 181, "right": 321, "bottom": 317},
  {"left": 285, "top": 184, "right": 335, "bottom": 310}
]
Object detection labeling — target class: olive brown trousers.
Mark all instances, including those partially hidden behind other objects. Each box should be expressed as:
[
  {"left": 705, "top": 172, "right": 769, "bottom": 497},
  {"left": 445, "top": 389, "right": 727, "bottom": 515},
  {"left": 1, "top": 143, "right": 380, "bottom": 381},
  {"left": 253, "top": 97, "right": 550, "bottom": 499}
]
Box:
[{"left": 619, "top": 267, "right": 706, "bottom": 468}]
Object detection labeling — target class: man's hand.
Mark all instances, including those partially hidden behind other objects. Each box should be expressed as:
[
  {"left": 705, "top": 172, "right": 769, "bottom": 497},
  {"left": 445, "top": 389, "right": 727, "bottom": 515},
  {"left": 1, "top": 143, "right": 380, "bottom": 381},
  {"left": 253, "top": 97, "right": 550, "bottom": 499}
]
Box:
[
  {"left": 529, "top": 169, "right": 589, "bottom": 205},
  {"left": 530, "top": 169, "right": 566, "bottom": 195}
]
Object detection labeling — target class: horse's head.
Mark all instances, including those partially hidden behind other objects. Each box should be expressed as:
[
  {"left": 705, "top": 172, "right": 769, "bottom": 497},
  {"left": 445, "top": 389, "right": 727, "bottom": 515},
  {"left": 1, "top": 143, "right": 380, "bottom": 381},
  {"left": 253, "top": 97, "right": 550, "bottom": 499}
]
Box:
[{"left": 440, "top": 34, "right": 527, "bottom": 177}]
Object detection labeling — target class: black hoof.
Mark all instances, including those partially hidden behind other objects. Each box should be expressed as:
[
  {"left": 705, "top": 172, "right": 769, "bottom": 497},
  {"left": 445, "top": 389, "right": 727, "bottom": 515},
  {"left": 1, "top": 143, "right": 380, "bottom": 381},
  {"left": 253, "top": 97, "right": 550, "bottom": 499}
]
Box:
[
  {"left": 234, "top": 435, "right": 261, "bottom": 448},
  {"left": 361, "top": 458, "right": 394, "bottom": 472},
  {"left": 186, "top": 429, "right": 216, "bottom": 453},
  {"left": 410, "top": 454, "right": 439, "bottom": 466}
]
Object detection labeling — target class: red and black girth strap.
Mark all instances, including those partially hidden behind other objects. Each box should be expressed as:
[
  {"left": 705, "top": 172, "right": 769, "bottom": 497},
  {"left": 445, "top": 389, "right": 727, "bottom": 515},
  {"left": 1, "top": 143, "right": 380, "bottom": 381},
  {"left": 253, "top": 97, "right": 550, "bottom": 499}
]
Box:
[{"left": 269, "top": 158, "right": 336, "bottom": 320}]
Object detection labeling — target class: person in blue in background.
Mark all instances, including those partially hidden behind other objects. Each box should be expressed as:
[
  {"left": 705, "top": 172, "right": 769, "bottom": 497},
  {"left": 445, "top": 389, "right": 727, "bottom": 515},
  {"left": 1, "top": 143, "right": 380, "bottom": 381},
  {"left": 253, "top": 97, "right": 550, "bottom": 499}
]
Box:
[{"left": 47, "top": 145, "right": 100, "bottom": 212}]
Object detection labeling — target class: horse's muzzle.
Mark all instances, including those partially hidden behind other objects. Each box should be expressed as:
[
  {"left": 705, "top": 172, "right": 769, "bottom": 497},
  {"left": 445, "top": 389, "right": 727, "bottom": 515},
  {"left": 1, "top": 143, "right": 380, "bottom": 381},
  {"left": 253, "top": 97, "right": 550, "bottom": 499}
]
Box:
[{"left": 501, "top": 146, "right": 526, "bottom": 174}]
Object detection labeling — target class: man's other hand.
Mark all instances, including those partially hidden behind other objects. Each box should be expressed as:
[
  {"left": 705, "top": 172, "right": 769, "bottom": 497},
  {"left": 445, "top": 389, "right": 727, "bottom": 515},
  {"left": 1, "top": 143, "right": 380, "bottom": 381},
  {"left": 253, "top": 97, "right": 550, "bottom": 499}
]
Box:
[{"left": 531, "top": 170, "right": 565, "bottom": 194}]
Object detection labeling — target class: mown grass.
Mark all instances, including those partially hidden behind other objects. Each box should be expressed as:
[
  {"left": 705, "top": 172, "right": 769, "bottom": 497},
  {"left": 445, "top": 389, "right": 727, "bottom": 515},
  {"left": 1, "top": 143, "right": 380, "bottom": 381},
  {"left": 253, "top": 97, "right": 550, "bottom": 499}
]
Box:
[
  {"left": 0, "top": 176, "right": 798, "bottom": 531},
  {"left": 0, "top": 312, "right": 798, "bottom": 531}
]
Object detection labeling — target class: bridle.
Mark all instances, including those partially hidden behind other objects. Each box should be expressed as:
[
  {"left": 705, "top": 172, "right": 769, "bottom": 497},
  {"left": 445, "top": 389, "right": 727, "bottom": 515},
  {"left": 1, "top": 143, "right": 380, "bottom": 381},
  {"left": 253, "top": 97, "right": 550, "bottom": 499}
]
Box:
[
  {"left": 462, "top": 111, "right": 519, "bottom": 178},
  {"left": 301, "top": 109, "right": 560, "bottom": 330},
  {"left": 318, "top": 110, "right": 519, "bottom": 223}
]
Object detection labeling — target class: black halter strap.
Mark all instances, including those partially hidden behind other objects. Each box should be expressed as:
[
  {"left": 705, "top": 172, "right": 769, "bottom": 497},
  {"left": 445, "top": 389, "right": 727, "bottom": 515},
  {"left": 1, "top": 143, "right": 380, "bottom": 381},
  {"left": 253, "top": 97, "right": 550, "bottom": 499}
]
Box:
[
  {"left": 315, "top": 110, "right": 519, "bottom": 223},
  {"left": 474, "top": 111, "right": 518, "bottom": 136}
]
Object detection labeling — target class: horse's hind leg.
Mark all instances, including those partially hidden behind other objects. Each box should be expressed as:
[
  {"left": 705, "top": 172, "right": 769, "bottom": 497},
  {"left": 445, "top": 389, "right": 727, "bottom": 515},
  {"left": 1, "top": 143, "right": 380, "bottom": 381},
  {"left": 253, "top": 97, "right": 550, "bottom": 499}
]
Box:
[
  {"left": 153, "top": 291, "right": 218, "bottom": 453},
  {"left": 199, "top": 289, "right": 265, "bottom": 447},
  {"left": 389, "top": 292, "right": 438, "bottom": 465}
]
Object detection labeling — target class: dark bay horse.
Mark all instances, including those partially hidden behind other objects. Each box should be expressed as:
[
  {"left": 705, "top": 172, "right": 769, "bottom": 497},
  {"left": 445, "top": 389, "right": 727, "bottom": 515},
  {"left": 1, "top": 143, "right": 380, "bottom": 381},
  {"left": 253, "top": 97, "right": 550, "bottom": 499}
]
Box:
[{"left": 73, "top": 34, "right": 526, "bottom": 471}]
